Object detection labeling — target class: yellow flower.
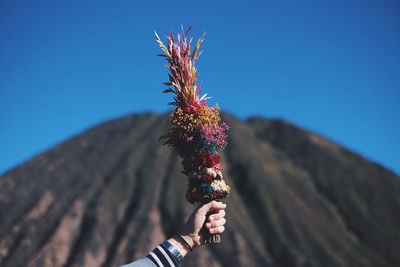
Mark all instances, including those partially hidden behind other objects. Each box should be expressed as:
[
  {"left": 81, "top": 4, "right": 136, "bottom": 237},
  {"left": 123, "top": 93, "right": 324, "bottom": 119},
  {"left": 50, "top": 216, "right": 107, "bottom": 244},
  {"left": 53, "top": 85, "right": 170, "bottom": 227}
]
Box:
[{"left": 168, "top": 105, "right": 221, "bottom": 138}]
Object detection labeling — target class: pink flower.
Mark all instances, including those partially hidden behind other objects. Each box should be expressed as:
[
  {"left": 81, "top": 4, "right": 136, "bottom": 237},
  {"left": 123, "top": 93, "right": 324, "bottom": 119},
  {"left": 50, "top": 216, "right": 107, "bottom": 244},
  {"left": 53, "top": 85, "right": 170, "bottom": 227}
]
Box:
[{"left": 199, "top": 122, "right": 229, "bottom": 148}]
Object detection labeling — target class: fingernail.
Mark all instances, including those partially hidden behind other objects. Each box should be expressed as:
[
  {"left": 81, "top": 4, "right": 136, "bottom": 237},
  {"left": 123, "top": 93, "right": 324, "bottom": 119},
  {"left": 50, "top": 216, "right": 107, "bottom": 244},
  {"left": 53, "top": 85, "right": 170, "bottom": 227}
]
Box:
[
  {"left": 206, "top": 223, "right": 211, "bottom": 228},
  {"left": 209, "top": 229, "right": 214, "bottom": 234}
]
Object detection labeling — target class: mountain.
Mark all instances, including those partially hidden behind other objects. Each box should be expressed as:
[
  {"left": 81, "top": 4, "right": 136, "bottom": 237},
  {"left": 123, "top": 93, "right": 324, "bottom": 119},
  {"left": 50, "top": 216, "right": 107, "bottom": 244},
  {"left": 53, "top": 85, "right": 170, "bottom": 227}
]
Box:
[{"left": 0, "top": 112, "right": 399, "bottom": 267}]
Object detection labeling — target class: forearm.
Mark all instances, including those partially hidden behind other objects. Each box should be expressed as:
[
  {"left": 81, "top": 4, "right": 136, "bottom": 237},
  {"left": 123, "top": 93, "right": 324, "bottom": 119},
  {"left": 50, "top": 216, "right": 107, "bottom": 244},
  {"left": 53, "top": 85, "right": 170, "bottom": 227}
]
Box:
[
  {"left": 145, "top": 233, "right": 194, "bottom": 267},
  {"left": 119, "top": 234, "right": 193, "bottom": 267},
  {"left": 120, "top": 201, "right": 226, "bottom": 267},
  {"left": 167, "top": 233, "right": 194, "bottom": 258}
]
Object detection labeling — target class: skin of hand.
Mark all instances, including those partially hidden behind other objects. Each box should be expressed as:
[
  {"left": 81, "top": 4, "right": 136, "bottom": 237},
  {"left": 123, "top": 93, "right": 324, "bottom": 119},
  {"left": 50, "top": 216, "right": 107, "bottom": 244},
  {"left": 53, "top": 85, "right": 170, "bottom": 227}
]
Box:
[{"left": 167, "top": 200, "right": 227, "bottom": 257}]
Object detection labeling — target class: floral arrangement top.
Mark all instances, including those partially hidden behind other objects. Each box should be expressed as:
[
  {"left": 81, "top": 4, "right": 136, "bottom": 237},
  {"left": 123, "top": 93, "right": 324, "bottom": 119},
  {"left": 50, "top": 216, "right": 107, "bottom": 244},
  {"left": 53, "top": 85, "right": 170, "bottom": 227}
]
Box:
[{"left": 155, "top": 26, "right": 231, "bottom": 205}]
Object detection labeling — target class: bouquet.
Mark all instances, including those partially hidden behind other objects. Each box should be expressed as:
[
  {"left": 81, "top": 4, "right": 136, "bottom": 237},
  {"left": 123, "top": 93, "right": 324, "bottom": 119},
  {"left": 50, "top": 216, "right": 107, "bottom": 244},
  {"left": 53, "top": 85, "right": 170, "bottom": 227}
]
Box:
[{"left": 155, "top": 26, "right": 230, "bottom": 243}]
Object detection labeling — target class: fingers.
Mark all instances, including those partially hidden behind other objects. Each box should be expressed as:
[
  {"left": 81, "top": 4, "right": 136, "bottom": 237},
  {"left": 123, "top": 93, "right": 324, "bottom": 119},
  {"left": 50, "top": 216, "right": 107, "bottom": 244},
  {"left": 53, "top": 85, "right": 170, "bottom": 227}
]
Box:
[
  {"left": 209, "top": 200, "right": 226, "bottom": 211},
  {"left": 206, "top": 217, "right": 226, "bottom": 228},
  {"left": 200, "top": 200, "right": 226, "bottom": 215},
  {"left": 207, "top": 209, "right": 225, "bottom": 222},
  {"left": 198, "top": 201, "right": 227, "bottom": 236},
  {"left": 205, "top": 209, "right": 226, "bottom": 234},
  {"left": 209, "top": 225, "right": 225, "bottom": 234}
]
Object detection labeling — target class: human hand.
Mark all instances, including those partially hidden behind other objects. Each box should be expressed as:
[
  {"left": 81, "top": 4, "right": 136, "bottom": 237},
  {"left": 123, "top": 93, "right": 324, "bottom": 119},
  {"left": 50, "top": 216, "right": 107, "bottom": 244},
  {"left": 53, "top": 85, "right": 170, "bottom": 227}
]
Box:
[
  {"left": 178, "top": 200, "right": 227, "bottom": 249},
  {"left": 167, "top": 201, "right": 227, "bottom": 257}
]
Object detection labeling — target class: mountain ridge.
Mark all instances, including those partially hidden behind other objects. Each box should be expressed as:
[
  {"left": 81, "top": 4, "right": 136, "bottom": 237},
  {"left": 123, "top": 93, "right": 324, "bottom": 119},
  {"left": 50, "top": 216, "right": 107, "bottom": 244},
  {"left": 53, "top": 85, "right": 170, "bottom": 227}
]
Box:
[{"left": 0, "top": 112, "right": 399, "bottom": 267}]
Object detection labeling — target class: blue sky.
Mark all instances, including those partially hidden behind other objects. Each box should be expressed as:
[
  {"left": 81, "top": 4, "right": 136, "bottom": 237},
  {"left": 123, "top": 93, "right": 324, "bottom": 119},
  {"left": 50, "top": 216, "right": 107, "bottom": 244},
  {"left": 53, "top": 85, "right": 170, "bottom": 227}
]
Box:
[{"left": 1, "top": 0, "right": 399, "bottom": 175}]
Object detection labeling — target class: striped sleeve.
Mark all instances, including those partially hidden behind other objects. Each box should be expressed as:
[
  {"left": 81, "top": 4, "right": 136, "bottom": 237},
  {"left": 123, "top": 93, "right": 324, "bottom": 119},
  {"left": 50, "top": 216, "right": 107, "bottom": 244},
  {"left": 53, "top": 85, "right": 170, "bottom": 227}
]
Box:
[
  {"left": 145, "top": 244, "right": 179, "bottom": 267},
  {"left": 119, "top": 256, "right": 157, "bottom": 266}
]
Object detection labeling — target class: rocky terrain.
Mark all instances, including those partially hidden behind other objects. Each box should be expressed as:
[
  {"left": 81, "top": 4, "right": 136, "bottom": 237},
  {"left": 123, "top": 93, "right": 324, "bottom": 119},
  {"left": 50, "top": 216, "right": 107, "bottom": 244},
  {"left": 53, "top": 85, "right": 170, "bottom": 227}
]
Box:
[{"left": 0, "top": 112, "right": 399, "bottom": 267}]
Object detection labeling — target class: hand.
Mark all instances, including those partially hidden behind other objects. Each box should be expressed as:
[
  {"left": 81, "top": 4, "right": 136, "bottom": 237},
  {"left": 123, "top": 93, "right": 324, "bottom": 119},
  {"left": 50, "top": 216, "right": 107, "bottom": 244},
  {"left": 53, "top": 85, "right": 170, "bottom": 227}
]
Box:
[
  {"left": 167, "top": 201, "right": 227, "bottom": 256},
  {"left": 182, "top": 201, "right": 228, "bottom": 246}
]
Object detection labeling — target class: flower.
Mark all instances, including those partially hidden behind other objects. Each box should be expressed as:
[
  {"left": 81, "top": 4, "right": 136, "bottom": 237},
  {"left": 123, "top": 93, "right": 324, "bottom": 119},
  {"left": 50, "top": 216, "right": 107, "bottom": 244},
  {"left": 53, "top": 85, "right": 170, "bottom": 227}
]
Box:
[
  {"left": 210, "top": 180, "right": 230, "bottom": 192},
  {"left": 161, "top": 104, "right": 228, "bottom": 157},
  {"left": 205, "top": 167, "right": 223, "bottom": 180},
  {"left": 181, "top": 152, "right": 220, "bottom": 175},
  {"left": 197, "top": 121, "right": 229, "bottom": 154},
  {"left": 156, "top": 26, "right": 231, "bottom": 205},
  {"left": 199, "top": 152, "right": 220, "bottom": 168},
  {"left": 200, "top": 182, "right": 213, "bottom": 193},
  {"left": 155, "top": 26, "right": 209, "bottom": 109}
]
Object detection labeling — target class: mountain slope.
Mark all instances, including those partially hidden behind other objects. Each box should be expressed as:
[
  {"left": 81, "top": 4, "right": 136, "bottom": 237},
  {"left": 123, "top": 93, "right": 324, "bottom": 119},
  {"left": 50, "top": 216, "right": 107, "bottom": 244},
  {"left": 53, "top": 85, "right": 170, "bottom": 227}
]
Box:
[{"left": 0, "top": 112, "right": 399, "bottom": 267}]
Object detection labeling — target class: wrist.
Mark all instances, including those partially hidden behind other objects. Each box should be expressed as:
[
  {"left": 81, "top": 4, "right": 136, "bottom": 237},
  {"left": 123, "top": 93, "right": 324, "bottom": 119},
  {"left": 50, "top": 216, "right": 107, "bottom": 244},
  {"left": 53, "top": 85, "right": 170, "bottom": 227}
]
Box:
[
  {"left": 176, "top": 232, "right": 194, "bottom": 252},
  {"left": 178, "top": 227, "right": 200, "bottom": 249},
  {"left": 167, "top": 234, "right": 191, "bottom": 258}
]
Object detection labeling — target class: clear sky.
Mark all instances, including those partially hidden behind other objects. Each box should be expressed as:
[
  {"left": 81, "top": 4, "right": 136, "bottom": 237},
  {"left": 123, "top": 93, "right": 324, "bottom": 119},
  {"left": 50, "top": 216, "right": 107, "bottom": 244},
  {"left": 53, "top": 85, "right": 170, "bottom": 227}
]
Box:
[{"left": 1, "top": 0, "right": 399, "bottom": 175}]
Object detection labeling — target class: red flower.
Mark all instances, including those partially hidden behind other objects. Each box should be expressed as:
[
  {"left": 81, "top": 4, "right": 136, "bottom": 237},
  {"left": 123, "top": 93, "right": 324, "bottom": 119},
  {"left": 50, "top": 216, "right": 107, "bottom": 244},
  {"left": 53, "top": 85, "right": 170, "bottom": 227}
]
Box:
[
  {"left": 201, "top": 173, "right": 214, "bottom": 184},
  {"left": 182, "top": 152, "right": 221, "bottom": 174},
  {"left": 199, "top": 152, "right": 220, "bottom": 167},
  {"left": 183, "top": 99, "right": 207, "bottom": 113}
]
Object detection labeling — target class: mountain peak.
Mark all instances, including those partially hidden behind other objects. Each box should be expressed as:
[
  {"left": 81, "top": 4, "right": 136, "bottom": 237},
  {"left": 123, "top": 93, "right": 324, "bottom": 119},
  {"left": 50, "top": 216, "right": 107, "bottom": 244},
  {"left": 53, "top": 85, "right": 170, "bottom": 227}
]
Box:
[{"left": 0, "top": 112, "right": 399, "bottom": 267}]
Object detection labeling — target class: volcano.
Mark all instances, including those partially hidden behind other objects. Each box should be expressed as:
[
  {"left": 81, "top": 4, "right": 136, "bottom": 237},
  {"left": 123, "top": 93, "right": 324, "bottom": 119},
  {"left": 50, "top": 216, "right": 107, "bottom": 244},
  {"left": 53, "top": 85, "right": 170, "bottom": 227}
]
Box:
[{"left": 0, "top": 112, "right": 399, "bottom": 267}]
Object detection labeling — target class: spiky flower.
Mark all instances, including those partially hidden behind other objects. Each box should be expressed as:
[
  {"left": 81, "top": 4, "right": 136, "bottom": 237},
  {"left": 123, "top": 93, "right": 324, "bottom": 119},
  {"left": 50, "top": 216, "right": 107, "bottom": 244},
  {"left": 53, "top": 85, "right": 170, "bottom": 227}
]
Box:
[{"left": 154, "top": 25, "right": 209, "bottom": 109}]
